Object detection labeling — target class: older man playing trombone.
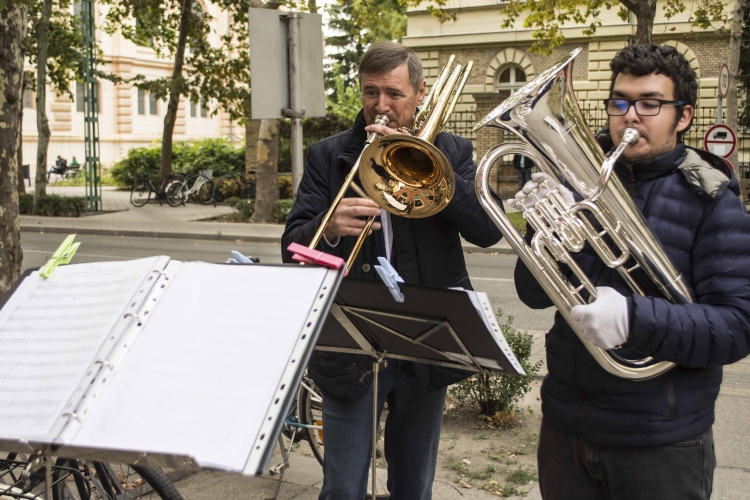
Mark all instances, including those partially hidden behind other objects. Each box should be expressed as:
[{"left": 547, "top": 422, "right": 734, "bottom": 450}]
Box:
[{"left": 282, "top": 41, "right": 502, "bottom": 499}]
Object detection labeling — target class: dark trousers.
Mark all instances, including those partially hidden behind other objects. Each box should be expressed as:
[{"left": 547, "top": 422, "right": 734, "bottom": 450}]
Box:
[
  {"left": 518, "top": 168, "right": 532, "bottom": 190},
  {"left": 318, "top": 360, "right": 446, "bottom": 500},
  {"left": 537, "top": 419, "right": 715, "bottom": 500}
]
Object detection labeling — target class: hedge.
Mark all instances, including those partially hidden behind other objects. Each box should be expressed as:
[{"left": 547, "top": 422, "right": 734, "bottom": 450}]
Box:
[{"left": 19, "top": 194, "right": 86, "bottom": 217}]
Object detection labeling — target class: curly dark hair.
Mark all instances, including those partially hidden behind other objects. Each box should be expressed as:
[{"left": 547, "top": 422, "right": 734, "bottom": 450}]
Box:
[{"left": 609, "top": 44, "right": 698, "bottom": 135}]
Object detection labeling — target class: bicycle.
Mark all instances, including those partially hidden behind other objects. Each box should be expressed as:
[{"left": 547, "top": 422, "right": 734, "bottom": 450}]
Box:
[
  {"left": 130, "top": 174, "right": 186, "bottom": 208},
  {"left": 0, "top": 452, "right": 185, "bottom": 499},
  {"left": 165, "top": 170, "right": 214, "bottom": 207}
]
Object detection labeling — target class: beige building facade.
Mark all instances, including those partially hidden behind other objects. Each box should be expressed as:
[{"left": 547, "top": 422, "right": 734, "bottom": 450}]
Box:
[
  {"left": 22, "top": 1, "right": 243, "bottom": 177},
  {"left": 403, "top": 0, "right": 731, "bottom": 196}
]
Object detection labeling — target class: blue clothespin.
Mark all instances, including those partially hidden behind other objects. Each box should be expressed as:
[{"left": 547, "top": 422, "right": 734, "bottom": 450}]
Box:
[
  {"left": 40, "top": 234, "right": 80, "bottom": 278},
  {"left": 374, "top": 257, "right": 404, "bottom": 303},
  {"left": 227, "top": 251, "right": 259, "bottom": 264}
]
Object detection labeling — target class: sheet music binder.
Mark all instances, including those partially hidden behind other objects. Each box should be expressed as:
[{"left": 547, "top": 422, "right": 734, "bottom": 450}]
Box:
[{"left": 0, "top": 257, "right": 343, "bottom": 475}]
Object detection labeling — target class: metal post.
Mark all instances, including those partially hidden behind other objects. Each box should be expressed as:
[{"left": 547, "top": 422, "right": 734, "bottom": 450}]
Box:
[
  {"left": 82, "top": 0, "right": 101, "bottom": 212},
  {"left": 717, "top": 63, "right": 724, "bottom": 125},
  {"left": 287, "top": 13, "right": 304, "bottom": 200}
]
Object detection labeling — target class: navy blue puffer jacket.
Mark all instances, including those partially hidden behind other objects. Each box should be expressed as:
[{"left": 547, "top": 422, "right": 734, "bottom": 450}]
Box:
[{"left": 515, "top": 143, "right": 750, "bottom": 447}]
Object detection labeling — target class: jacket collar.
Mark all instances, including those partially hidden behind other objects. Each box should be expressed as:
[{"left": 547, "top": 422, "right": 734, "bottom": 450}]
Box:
[
  {"left": 614, "top": 143, "right": 687, "bottom": 183},
  {"left": 338, "top": 110, "right": 367, "bottom": 167}
]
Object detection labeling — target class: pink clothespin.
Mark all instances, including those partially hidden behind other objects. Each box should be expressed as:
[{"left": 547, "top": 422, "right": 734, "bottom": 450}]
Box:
[{"left": 288, "top": 243, "right": 345, "bottom": 270}]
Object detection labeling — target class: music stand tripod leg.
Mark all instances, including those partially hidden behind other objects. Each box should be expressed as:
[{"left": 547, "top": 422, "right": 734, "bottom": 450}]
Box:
[
  {"left": 370, "top": 357, "right": 387, "bottom": 499},
  {"left": 267, "top": 428, "right": 297, "bottom": 500},
  {"left": 24, "top": 446, "right": 52, "bottom": 499}
]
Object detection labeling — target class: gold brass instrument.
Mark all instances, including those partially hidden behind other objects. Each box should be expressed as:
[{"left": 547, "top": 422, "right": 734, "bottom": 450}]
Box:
[
  {"left": 473, "top": 48, "right": 695, "bottom": 380},
  {"left": 308, "top": 56, "right": 472, "bottom": 273}
]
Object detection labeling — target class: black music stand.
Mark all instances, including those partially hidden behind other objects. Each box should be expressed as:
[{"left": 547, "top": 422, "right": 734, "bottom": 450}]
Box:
[{"left": 315, "top": 277, "right": 525, "bottom": 497}]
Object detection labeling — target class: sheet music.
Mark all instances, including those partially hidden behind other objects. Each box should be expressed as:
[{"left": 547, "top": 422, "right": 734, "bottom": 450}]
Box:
[
  {"left": 72, "top": 263, "right": 330, "bottom": 471},
  {"left": 0, "top": 257, "right": 163, "bottom": 440}
]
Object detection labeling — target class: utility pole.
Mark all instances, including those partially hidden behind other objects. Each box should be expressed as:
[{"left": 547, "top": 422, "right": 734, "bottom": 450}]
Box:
[{"left": 82, "top": 0, "right": 101, "bottom": 212}]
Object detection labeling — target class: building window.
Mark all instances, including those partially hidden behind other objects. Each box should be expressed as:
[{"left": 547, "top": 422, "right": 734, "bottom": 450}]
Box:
[
  {"left": 496, "top": 65, "right": 527, "bottom": 99},
  {"left": 23, "top": 86, "right": 35, "bottom": 109},
  {"left": 73, "top": 1, "right": 82, "bottom": 18},
  {"left": 190, "top": 100, "right": 197, "bottom": 117},
  {"left": 149, "top": 92, "right": 158, "bottom": 115},
  {"left": 199, "top": 99, "right": 207, "bottom": 118},
  {"left": 137, "top": 88, "right": 146, "bottom": 115}
]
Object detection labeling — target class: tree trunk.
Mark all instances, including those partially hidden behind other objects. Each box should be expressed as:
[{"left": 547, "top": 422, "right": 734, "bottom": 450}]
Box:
[
  {"left": 308, "top": 0, "right": 317, "bottom": 13},
  {"left": 0, "top": 2, "right": 28, "bottom": 301},
  {"left": 159, "top": 0, "right": 193, "bottom": 185},
  {"left": 34, "top": 0, "right": 53, "bottom": 205},
  {"left": 621, "top": 0, "right": 657, "bottom": 44},
  {"left": 726, "top": 0, "right": 746, "bottom": 170},
  {"left": 244, "top": 114, "right": 261, "bottom": 176},
  {"left": 250, "top": 119, "right": 279, "bottom": 223}
]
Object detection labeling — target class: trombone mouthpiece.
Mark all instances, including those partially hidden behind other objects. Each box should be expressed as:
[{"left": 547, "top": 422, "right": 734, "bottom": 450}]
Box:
[
  {"left": 622, "top": 128, "right": 639, "bottom": 145},
  {"left": 374, "top": 114, "right": 389, "bottom": 126}
]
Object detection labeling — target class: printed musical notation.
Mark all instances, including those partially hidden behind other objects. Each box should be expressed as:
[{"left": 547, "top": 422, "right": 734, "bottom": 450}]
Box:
[{"left": 0, "top": 257, "right": 162, "bottom": 439}]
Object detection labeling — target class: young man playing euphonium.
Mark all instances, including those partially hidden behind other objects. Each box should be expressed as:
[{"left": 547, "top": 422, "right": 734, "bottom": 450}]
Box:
[{"left": 511, "top": 44, "right": 750, "bottom": 499}]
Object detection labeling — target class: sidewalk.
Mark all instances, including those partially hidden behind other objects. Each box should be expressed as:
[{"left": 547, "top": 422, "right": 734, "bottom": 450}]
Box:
[{"left": 21, "top": 186, "right": 516, "bottom": 253}]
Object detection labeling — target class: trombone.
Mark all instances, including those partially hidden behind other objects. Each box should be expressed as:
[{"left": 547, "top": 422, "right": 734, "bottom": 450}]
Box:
[{"left": 307, "top": 56, "right": 473, "bottom": 274}]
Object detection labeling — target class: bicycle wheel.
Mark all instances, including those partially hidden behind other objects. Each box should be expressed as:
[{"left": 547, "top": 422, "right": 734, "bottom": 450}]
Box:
[
  {"left": 165, "top": 181, "right": 187, "bottom": 207},
  {"left": 87, "top": 462, "right": 183, "bottom": 500},
  {"left": 196, "top": 178, "right": 214, "bottom": 205},
  {"left": 297, "top": 379, "right": 325, "bottom": 465},
  {"left": 130, "top": 184, "right": 151, "bottom": 207}
]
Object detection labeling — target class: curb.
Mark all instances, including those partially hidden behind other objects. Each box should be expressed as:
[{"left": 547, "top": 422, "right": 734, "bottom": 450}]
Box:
[{"left": 21, "top": 224, "right": 518, "bottom": 255}]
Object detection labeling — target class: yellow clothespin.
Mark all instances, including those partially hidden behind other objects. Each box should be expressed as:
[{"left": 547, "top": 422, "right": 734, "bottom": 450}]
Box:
[{"left": 40, "top": 234, "right": 81, "bottom": 278}]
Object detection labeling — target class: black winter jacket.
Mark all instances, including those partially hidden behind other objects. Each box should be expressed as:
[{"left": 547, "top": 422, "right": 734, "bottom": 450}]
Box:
[
  {"left": 515, "top": 142, "right": 750, "bottom": 447},
  {"left": 282, "top": 112, "right": 503, "bottom": 401}
]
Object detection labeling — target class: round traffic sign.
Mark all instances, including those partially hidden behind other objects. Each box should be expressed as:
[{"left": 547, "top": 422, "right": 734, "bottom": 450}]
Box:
[
  {"left": 703, "top": 124, "right": 736, "bottom": 159},
  {"left": 719, "top": 63, "right": 730, "bottom": 99}
]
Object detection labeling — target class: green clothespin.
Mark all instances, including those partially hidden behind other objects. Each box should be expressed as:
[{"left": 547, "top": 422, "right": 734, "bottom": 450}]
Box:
[{"left": 40, "top": 234, "right": 81, "bottom": 278}]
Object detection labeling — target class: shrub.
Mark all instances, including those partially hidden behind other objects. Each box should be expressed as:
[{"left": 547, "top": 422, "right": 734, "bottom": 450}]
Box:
[
  {"left": 278, "top": 174, "right": 292, "bottom": 200},
  {"left": 110, "top": 139, "right": 245, "bottom": 188},
  {"left": 19, "top": 194, "right": 86, "bottom": 217},
  {"left": 54, "top": 169, "right": 117, "bottom": 187},
  {"left": 226, "top": 197, "right": 255, "bottom": 219},
  {"left": 274, "top": 199, "right": 294, "bottom": 223},
  {"left": 449, "top": 310, "right": 542, "bottom": 418}
]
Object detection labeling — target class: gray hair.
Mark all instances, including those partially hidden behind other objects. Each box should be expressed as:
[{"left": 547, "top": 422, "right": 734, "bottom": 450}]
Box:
[{"left": 358, "top": 41, "right": 424, "bottom": 92}]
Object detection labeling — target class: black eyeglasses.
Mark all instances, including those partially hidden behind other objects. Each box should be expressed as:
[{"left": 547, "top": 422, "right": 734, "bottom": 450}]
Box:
[{"left": 603, "top": 98, "right": 685, "bottom": 117}]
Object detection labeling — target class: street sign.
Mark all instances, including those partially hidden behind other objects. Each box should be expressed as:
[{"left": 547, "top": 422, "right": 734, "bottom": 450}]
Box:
[
  {"left": 248, "top": 8, "right": 325, "bottom": 119},
  {"left": 719, "top": 63, "right": 730, "bottom": 99},
  {"left": 703, "top": 124, "right": 736, "bottom": 159}
]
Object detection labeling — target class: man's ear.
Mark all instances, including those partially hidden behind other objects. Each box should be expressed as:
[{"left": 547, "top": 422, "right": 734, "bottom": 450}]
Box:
[
  {"left": 676, "top": 104, "right": 694, "bottom": 134},
  {"left": 417, "top": 80, "right": 426, "bottom": 106}
]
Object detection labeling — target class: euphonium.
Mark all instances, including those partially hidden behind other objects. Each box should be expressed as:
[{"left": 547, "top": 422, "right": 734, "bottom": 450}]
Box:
[
  {"left": 473, "top": 48, "right": 695, "bottom": 380},
  {"left": 308, "top": 56, "right": 472, "bottom": 273}
]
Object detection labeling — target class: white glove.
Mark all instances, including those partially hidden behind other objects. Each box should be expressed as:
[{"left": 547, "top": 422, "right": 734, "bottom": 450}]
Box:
[
  {"left": 506, "top": 172, "right": 575, "bottom": 212},
  {"left": 569, "top": 286, "right": 629, "bottom": 350}
]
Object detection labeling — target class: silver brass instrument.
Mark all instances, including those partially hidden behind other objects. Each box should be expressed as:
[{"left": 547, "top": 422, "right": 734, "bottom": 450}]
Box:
[
  {"left": 473, "top": 48, "right": 695, "bottom": 380},
  {"left": 308, "top": 56, "right": 472, "bottom": 273}
]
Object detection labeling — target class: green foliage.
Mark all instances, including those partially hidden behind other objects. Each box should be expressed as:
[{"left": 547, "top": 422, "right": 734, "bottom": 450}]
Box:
[
  {"left": 225, "top": 197, "right": 255, "bottom": 218},
  {"left": 274, "top": 199, "right": 294, "bottom": 223},
  {"left": 54, "top": 169, "right": 116, "bottom": 187},
  {"left": 449, "top": 310, "right": 542, "bottom": 416},
  {"left": 506, "top": 467, "right": 538, "bottom": 485},
  {"left": 327, "top": 65, "right": 362, "bottom": 123},
  {"left": 110, "top": 139, "right": 244, "bottom": 188},
  {"left": 19, "top": 194, "right": 86, "bottom": 217},
  {"left": 278, "top": 174, "right": 293, "bottom": 200}
]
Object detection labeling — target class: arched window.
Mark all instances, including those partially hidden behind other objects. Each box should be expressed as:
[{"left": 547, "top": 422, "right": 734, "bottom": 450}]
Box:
[{"left": 495, "top": 65, "right": 527, "bottom": 99}]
